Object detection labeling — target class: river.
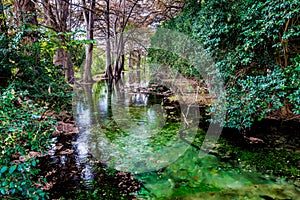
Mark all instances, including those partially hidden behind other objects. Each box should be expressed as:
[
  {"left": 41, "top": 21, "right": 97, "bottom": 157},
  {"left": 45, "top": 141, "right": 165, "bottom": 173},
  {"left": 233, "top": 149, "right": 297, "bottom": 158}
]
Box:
[{"left": 71, "top": 69, "right": 299, "bottom": 199}]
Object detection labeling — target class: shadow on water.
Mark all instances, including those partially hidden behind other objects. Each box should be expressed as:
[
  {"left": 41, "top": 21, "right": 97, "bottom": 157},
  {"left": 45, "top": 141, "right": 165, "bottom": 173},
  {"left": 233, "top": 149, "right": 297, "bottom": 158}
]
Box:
[{"left": 42, "top": 69, "right": 299, "bottom": 199}]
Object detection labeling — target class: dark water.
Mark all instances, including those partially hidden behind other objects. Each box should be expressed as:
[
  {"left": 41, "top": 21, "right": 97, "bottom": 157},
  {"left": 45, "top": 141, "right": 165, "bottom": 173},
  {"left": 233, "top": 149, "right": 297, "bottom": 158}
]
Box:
[{"left": 71, "top": 69, "right": 299, "bottom": 199}]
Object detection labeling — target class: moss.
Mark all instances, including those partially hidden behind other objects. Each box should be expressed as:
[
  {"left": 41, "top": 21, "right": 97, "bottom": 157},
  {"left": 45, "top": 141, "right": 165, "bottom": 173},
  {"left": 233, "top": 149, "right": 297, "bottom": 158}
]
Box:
[{"left": 213, "top": 137, "right": 300, "bottom": 181}]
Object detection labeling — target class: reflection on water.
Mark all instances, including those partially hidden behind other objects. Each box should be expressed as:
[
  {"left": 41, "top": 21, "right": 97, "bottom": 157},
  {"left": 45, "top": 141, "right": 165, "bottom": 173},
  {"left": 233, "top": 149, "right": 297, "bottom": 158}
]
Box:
[
  {"left": 73, "top": 70, "right": 299, "bottom": 199},
  {"left": 74, "top": 69, "right": 153, "bottom": 184},
  {"left": 74, "top": 86, "right": 94, "bottom": 187}
]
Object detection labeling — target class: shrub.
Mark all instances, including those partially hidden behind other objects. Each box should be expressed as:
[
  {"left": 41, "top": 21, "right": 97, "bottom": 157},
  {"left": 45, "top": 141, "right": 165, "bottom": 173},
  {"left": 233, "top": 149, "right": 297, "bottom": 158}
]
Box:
[
  {"left": 0, "top": 88, "right": 55, "bottom": 199},
  {"left": 150, "top": 0, "right": 300, "bottom": 130}
]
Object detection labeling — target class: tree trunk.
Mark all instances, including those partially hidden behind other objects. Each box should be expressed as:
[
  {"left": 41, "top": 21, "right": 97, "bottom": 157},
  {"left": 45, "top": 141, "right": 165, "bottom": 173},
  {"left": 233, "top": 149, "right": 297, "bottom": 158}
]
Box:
[
  {"left": 136, "top": 50, "right": 141, "bottom": 84},
  {"left": 105, "top": 0, "right": 113, "bottom": 80},
  {"left": 113, "top": 45, "right": 119, "bottom": 77},
  {"left": 113, "top": 19, "right": 119, "bottom": 77},
  {"left": 14, "top": 0, "right": 38, "bottom": 27},
  {"left": 128, "top": 51, "right": 133, "bottom": 69},
  {"left": 66, "top": 52, "right": 74, "bottom": 84},
  {"left": 136, "top": 49, "right": 141, "bottom": 70},
  {"left": 114, "top": 30, "right": 125, "bottom": 79},
  {"left": 116, "top": 33, "right": 125, "bottom": 77},
  {"left": 118, "top": 54, "right": 124, "bottom": 76},
  {"left": 53, "top": 48, "right": 74, "bottom": 84},
  {"left": 13, "top": 0, "right": 39, "bottom": 80},
  {"left": 84, "top": 43, "right": 93, "bottom": 83},
  {"left": 82, "top": 0, "right": 95, "bottom": 83},
  {"left": 42, "top": 0, "right": 74, "bottom": 84}
]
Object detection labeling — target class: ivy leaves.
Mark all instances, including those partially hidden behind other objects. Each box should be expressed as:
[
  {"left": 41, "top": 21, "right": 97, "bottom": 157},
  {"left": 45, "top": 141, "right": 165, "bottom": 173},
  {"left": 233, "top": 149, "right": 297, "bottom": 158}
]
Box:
[{"left": 154, "top": 0, "right": 300, "bottom": 130}]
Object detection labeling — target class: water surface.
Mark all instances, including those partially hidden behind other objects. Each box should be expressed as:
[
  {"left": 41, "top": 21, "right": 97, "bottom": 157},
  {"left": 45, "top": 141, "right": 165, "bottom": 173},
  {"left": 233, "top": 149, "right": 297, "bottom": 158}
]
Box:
[{"left": 73, "top": 69, "right": 299, "bottom": 199}]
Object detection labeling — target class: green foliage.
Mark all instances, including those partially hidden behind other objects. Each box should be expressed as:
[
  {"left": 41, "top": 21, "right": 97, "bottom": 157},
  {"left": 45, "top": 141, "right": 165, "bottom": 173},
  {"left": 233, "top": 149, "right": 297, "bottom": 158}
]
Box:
[
  {"left": 41, "top": 30, "right": 86, "bottom": 70},
  {"left": 0, "top": 24, "right": 73, "bottom": 110},
  {"left": 226, "top": 66, "right": 287, "bottom": 128},
  {"left": 286, "top": 56, "right": 300, "bottom": 114},
  {"left": 0, "top": 88, "right": 55, "bottom": 199},
  {"left": 151, "top": 0, "right": 300, "bottom": 130},
  {"left": 0, "top": 7, "right": 84, "bottom": 199}
]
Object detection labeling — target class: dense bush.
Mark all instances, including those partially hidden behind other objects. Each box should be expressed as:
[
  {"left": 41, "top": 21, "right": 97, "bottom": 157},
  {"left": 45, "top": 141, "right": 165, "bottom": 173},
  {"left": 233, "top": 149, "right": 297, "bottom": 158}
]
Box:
[
  {"left": 150, "top": 0, "right": 300, "bottom": 130},
  {"left": 0, "top": 88, "right": 55, "bottom": 198},
  {"left": 0, "top": 24, "right": 75, "bottom": 110},
  {"left": 0, "top": 10, "right": 80, "bottom": 198}
]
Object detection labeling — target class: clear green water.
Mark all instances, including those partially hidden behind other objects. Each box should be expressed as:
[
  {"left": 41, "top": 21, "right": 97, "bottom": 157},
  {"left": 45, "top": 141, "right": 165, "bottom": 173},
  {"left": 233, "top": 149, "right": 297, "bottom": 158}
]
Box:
[{"left": 73, "top": 70, "right": 299, "bottom": 199}]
